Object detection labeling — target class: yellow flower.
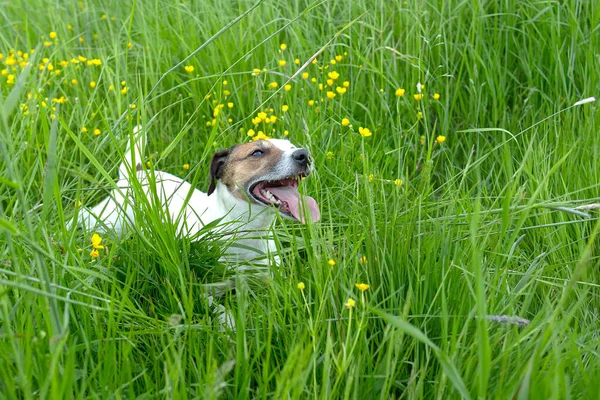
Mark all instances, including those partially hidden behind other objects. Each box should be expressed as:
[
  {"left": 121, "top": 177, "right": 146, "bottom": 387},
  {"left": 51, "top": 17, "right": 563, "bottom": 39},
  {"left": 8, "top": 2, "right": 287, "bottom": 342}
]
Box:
[
  {"left": 414, "top": 93, "right": 424, "bottom": 101},
  {"left": 294, "top": 58, "right": 300, "bottom": 65},
  {"left": 283, "top": 130, "right": 289, "bottom": 136},
  {"left": 328, "top": 259, "right": 336, "bottom": 266},
  {"left": 223, "top": 90, "right": 231, "bottom": 96},
  {"left": 302, "top": 72, "right": 309, "bottom": 79},
  {"left": 326, "top": 151, "right": 334, "bottom": 160},
  {"left": 355, "top": 283, "right": 370, "bottom": 292},
  {"left": 252, "top": 131, "right": 270, "bottom": 141},
  {"left": 89, "top": 81, "right": 96, "bottom": 88},
  {"left": 341, "top": 118, "right": 350, "bottom": 127},
  {"left": 368, "top": 174, "right": 374, "bottom": 182},
  {"left": 252, "top": 68, "right": 261, "bottom": 76},
  {"left": 278, "top": 60, "right": 286, "bottom": 67},
  {"left": 343, "top": 81, "right": 350, "bottom": 88},
  {"left": 297, "top": 282, "right": 305, "bottom": 290},
  {"left": 183, "top": 163, "right": 190, "bottom": 170},
  {"left": 257, "top": 112, "right": 267, "bottom": 120},
  {"left": 336, "top": 87, "right": 346, "bottom": 95},
  {"left": 108, "top": 84, "right": 114, "bottom": 91},
  {"left": 49, "top": 31, "right": 57, "bottom": 39},
  {"left": 395, "top": 88, "right": 405, "bottom": 97},
  {"left": 227, "top": 102, "right": 234, "bottom": 109},
  {"left": 359, "top": 256, "right": 367, "bottom": 264},
  {"left": 130, "top": 104, "right": 137, "bottom": 109},
  {"left": 268, "top": 81, "right": 278, "bottom": 89},
  {"left": 90, "top": 249, "right": 99, "bottom": 258},
  {"left": 326, "top": 91, "right": 336, "bottom": 99},
  {"left": 43, "top": 41, "right": 52, "bottom": 47},
  {"left": 327, "top": 71, "right": 340, "bottom": 80},
  {"left": 284, "top": 84, "right": 292, "bottom": 91},
  {"left": 78, "top": 55, "right": 87, "bottom": 62},
  {"left": 101, "top": 14, "right": 107, "bottom": 19},
  {"left": 91, "top": 59, "right": 102, "bottom": 66},
  {"left": 222, "top": 80, "right": 228, "bottom": 85},
  {"left": 311, "top": 58, "right": 317, "bottom": 64},
  {"left": 436, "top": 135, "right": 446, "bottom": 144},
  {"left": 52, "top": 96, "right": 68, "bottom": 104},
  {"left": 326, "top": 79, "right": 334, "bottom": 87},
  {"left": 121, "top": 80, "right": 126, "bottom": 86},
  {"left": 127, "top": 42, "right": 133, "bottom": 48},
  {"left": 184, "top": 65, "right": 194, "bottom": 73},
  {"left": 282, "top": 105, "right": 289, "bottom": 112},
  {"left": 335, "top": 55, "right": 343, "bottom": 62},
  {"left": 81, "top": 127, "right": 88, "bottom": 133},
  {"left": 247, "top": 129, "right": 256, "bottom": 137},
  {"left": 93, "top": 128, "right": 101, "bottom": 136},
  {"left": 330, "top": 59, "right": 336, "bottom": 65},
  {"left": 79, "top": 37, "right": 84, "bottom": 43},
  {"left": 394, "top": 179, "right": 403, "bottom": 186},
  {"left": 344, "top": 298, "right": 356, "bottom": 309},
  {"left": 280, "top": 43, "right": 287, "bottom": 50},
  {"left": 358, "top": 127, "right": 372, "bottom": 137},
  {"left": 146, "top": 161, "right": 152, "bottom": 168},
  {"left": 318, "top": 83, "right": 324, "bottom": 90},
  {"left": 91, "top": 233, "right": 104, "bottom": 249},
  {"left": 433, "top": 93, "right": 440, "bottom": 100},
  {"left": 121, "top": 87, "right": 128, "bottom": 95},
  {"left": 308, "top": 100, "right": 315, "bottom": 106}
]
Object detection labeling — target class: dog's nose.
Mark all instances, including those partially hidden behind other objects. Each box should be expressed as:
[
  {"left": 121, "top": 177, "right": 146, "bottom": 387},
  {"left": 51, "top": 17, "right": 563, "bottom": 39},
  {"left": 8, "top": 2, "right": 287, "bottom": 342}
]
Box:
[{"left": 292, "top": 149, "right": 309, "bottom": 166}]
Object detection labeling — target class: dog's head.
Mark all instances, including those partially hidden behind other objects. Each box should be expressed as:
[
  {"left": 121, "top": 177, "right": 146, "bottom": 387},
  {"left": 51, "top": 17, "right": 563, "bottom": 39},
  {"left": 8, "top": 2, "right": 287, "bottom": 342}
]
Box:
[{"left": 207, "top": 139, "right": 320, "bottom": 223}]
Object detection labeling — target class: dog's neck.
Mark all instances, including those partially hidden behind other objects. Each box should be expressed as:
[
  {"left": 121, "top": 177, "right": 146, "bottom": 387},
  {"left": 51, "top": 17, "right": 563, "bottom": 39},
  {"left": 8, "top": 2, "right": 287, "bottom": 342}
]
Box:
[{"left": 210, "top": 182, "right": 277, "bottom": 263}]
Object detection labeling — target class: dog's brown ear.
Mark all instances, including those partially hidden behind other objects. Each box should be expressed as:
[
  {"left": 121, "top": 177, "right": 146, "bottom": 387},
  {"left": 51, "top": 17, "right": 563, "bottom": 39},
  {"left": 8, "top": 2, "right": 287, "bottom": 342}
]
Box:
[{"left": 207, "top": 146, "right": 235, "bottom": 196}]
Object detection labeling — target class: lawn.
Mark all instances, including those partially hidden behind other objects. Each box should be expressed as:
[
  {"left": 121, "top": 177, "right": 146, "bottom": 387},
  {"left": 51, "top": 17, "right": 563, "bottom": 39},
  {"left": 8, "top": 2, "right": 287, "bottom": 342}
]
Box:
[{"left": 1, "top": 0, "right": 599, "bottom": 398}]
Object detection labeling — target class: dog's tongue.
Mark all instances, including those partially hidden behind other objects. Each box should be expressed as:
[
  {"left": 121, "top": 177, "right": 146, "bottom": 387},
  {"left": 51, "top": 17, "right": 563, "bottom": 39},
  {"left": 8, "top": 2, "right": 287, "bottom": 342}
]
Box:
[{"left": 268, "top": 186, "right": 320, "bottom": 223}]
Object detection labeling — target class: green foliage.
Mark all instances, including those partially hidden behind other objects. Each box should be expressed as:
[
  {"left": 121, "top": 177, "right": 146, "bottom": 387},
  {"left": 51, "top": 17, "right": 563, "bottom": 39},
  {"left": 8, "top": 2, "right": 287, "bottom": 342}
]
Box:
[{"left": 1, "top": 0, "right": 599, "bottom": 398}]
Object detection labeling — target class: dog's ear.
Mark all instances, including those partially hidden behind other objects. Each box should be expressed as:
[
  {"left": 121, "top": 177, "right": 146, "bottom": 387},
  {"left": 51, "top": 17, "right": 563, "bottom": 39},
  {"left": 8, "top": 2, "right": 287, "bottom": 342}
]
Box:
[{"left": 207, "top": 146, "right": 235, "bottom": 196}]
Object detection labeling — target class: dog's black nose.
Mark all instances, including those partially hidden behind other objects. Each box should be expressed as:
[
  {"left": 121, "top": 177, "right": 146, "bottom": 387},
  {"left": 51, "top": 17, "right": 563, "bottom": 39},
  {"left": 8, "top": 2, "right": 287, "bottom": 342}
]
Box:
[{"left": 292, "top": 149, "right": 309, "bottom": 166}]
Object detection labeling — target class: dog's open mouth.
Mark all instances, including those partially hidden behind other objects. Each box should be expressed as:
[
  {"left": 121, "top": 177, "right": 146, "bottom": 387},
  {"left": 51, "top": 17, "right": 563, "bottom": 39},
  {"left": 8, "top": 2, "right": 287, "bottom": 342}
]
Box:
[{"left": 250, "top": 177, "right": 320, "bottom": 223}]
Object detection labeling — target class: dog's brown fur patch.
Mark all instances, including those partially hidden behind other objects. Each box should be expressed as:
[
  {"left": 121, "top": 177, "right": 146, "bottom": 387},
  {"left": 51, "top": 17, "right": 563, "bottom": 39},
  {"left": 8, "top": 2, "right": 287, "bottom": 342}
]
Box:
[{"left": 219, "top": 141, "right": 283, "bottom": 201}]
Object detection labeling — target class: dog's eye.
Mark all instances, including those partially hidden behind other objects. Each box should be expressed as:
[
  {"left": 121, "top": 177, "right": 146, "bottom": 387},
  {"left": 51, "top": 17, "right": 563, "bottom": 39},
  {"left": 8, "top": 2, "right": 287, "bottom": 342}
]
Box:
[{"left": 250, "top": 149, "right": 264, "bottom": 157}]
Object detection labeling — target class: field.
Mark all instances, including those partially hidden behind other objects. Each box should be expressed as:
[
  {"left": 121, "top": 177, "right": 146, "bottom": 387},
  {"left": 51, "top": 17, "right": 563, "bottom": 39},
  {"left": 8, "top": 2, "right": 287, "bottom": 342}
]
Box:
[{"left": 1, "top": 0, "right": 599, "bottom": 398}]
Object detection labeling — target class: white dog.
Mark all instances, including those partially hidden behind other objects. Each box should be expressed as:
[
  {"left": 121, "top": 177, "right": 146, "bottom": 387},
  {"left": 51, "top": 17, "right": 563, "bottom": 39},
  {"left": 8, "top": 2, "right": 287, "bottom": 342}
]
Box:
[{"left": 72, "top": 126, "right": 320, "bottom": 264}]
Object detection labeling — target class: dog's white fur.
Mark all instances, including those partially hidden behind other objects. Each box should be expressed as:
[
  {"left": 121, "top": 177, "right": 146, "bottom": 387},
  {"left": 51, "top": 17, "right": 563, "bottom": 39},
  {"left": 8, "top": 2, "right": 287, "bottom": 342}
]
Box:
[{"left": 73, "top": 126, "right": 309, "bottom": 264}]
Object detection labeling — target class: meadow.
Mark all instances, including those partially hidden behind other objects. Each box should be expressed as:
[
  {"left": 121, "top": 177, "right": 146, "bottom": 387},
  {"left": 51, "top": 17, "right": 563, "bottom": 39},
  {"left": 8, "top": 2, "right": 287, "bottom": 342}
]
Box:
[{"left": 1, "top": 0, "right": 599, "bottom": 398}]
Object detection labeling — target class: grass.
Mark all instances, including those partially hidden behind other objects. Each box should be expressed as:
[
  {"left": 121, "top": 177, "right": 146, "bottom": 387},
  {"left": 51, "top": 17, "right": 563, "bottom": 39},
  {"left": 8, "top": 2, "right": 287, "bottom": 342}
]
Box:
[{"left": 1, "top": 0, "right": 599, "bottom": 398}]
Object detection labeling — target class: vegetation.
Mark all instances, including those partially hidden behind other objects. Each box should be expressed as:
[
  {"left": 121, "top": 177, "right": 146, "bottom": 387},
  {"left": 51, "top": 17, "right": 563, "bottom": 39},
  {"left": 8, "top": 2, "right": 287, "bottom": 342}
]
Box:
[{"left": 1, "top": 0, "right": 599, "bottom": 398}]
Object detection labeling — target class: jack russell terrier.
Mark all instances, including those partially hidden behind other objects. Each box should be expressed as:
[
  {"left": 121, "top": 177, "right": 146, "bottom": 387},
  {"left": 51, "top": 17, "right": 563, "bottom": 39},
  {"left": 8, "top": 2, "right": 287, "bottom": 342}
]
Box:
[{"left": 72, "top": 126, "right": 321, "bottom": 264}]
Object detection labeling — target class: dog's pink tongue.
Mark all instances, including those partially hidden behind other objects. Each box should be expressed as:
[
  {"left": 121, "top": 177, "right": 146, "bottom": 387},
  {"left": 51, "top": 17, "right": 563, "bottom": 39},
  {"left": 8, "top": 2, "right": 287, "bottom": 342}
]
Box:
[{"left": 268, "top": 186, "right": 320, "bottom": 223}]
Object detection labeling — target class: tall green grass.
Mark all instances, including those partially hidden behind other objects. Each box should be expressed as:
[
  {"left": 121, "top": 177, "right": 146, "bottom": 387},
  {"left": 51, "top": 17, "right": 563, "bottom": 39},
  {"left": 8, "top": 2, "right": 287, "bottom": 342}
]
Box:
[{"left": 1, "top": 0, "right": 599, "bottom": 398}]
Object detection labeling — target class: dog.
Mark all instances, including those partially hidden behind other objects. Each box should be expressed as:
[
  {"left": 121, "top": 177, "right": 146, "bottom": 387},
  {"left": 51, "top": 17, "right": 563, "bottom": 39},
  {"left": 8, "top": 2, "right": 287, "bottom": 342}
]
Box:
[{"left": 72, "top": 126, "right": 321, "bottom": 264}]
